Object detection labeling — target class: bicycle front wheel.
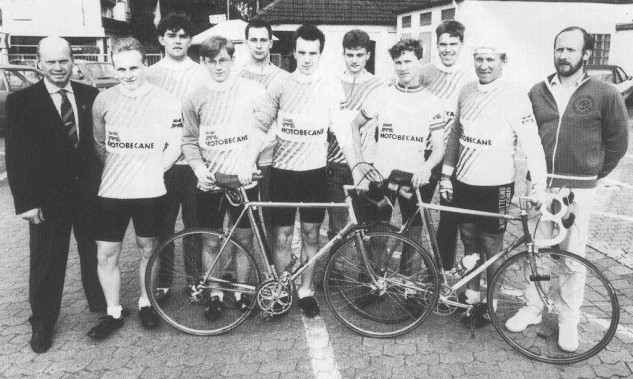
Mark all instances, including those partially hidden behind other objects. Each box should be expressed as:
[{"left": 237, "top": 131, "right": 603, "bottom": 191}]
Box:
[
  {"left": 324, "top": 231, "right": 439, "bottom": 338},
  {"left": 488, "top": 249, "right": 619, "bottom": 364},
  {"left": 145, "top": 228, "right": 261, "bottom": 336}
]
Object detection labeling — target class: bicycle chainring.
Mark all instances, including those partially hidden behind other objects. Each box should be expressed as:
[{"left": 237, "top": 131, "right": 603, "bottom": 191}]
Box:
[
  {"left": 257, "top": 279, "right": 294, "bottom": 317},
  {"left": 434, "top": 284, "right": 458, "bottom": 315}
]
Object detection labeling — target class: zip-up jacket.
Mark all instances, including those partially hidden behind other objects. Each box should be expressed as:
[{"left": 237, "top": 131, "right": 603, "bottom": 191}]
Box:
[{"left": 529, "top": 74, "right": 628, "bottom": 188}]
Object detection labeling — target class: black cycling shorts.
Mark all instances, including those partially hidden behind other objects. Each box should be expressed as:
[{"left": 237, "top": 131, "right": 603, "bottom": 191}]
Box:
[
  {"left": 270, "top": 167, "right": 327, "bottom": 226},
  {"left": 95, "top": 196, "right": 165, "bottom": 242},
  {"left": 197, "top": 186, "right": 259, "bottom": 230},
  {"left": 452, "top": 180, "right": 514, "bottom": 233}
]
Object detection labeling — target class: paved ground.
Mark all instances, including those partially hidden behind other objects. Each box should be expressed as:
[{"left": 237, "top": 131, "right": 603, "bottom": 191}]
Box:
[{"left": 1, "top": 126, "right": 633, "bottom": 378}]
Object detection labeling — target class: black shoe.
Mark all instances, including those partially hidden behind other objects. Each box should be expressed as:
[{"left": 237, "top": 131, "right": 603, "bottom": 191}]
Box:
[
  {"left": 298, "top": 296, "right": 320, "bottom": 318},
  {"left": 460, "top": 302, "right": 491, "bottom": 329},
  {"left": 139, "top": 306, "right": 160, "bottom": 329},
  {"left": 87, "top": 316, "right": 124, "bottom": 340},
  {"left": 235, "top": 295, "right": 252, "bottom": 312},
  {"left": 203, "top": 297, "right": 224, "bottom": 321},
  {"left": 30, "top": 330, "right": 52, "bottom": 354},
  {"left": 153, "top": 288, "right": 172, "bottom": 304}
]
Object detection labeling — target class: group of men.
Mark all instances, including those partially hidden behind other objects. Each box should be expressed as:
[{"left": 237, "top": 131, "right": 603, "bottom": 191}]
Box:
[{"left": 6, "top": 12, "right": 628, "bottom": 356}]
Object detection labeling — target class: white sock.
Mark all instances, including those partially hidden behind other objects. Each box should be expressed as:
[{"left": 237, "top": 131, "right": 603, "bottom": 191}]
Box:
[
  {"left": 210, "top": 291, "right": 224, "bottom": 301},
  {"left": 465, "top": 289, "right": 481, "bottom": 305},
  {"left": 297, "top": 288, "right": 314, "bottom": 299},
  {"left": 138, "top": 297, "right": 151, "bottom": 309},
  {"left": 107, "top": 305, "right": 122, "bottom": 319}
]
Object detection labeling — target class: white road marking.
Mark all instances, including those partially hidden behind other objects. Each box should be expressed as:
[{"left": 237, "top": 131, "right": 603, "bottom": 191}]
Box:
[
  {"left": 0, "top": 172, "right": 6, "bottom": 182},
  {"left": 624, "top": 153, "right": 633, "bottom": 160},
  {"left": 593, "top": 211, "right": 633, "bottom": 223},
  {"left": 302, "top": 316, "right": 341, "bottom": 378}
]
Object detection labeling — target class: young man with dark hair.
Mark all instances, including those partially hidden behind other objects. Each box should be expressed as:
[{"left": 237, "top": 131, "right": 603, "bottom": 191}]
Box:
[
  {"left": 237, "top": 19, "right": 290, "bottom": 246},
  {"left": 256, "top": 24, "right": 362, "bottom": 318},
  {"left": 325, "top": 29, "right": 384, "bottom": 240},
  {"left": 351, "top": 39, "right": 445, "bottom": 247},
  {"left": 182, "top": 36, "right": 268, "bottom": 320},
  {"left": 146, "top": 13, "right": 209, "bottom": 301},
  {"left": 419, "top": 20, "right": 474, "bottom": 273},
  {"left": 88, "top": 37, "right": 183, "bottom": 339}
]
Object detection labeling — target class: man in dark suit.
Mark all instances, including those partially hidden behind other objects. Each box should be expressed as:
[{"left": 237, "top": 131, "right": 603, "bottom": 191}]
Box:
[{"left": 5, "top": 36, "right": 106, "bottom": 353}]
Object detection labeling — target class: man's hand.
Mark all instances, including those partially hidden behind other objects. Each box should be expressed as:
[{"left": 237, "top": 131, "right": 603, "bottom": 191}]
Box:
[
  {"left": 412, "top": 164, "right": 433, "bottom": 188},
  {"left": 236, "top": 160, "right": 256, "bottom": 186},
  {"left": 439, "top": 176, "right": 453, "bottom": 202},
  {"left": 20, "top": 208, "right": 44, "bottom": 224},
  {"left": 529, "top": 188, "right": 550, "bottom": 209},
  {"left": 194, "top": 164, "right": 214, "bottom": 192},
  {"left": 351, "top": 163, "right": 380, "bottom": 192}
]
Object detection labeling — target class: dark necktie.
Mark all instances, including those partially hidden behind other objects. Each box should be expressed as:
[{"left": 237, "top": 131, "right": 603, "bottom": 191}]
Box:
[{"left": 58, "top": 89, "right": 79, "bottom": 149}]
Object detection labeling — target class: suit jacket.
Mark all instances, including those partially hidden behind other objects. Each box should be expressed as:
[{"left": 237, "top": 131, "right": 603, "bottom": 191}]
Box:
[{"left": 6, "top": 80, "right": 102, "bottom": 220}]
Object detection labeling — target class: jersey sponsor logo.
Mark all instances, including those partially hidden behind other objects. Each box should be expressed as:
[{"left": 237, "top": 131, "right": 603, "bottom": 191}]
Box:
[
  {"left": 203, "top": 130, "right": 248, "bottom": 147},
  {"left": 171, "top": 118, "right": 183, "bottom": 128},
  {"left": 106, "top": 131, "right": 155, "bottom": 150},
  {"left": 460, "top": 134, "right": 492, "bottom": 146},
  {"left": 572, "top": 96, "right": 594, "bottom": 114},
  {"left": 280, "top": 117, "right": 324, "bottom": 137},
  {"left": 521, "top": 114, "right": 535, "bottom": 127},
  {"left": 379, "top": 123, "right": 425, "bottom": 143}
]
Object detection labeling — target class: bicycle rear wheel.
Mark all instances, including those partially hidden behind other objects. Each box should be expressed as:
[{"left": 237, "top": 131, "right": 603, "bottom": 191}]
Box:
[
  {"left": 324, "top": 230, "right": 439, "bottom": 338},
  {"left": 145, "top": 228, "right": 261, "bottom": 336},
  {"left": 488, "top": 249, "right": 619, "bottom": 364}
]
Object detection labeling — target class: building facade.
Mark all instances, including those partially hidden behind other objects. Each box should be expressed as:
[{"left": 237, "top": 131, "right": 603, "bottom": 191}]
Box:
[{"left": 396, "top": 0, "right": 633, "bottom": 88}]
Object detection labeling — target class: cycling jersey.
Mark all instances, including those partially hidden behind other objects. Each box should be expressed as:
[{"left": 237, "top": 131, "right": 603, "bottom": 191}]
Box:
[
  {"left": 442, "top": 78, "right": 547, "bottom": 188},
  {"left": 237, "top": 63, "right": 290, "bottom": 167},
  {"left": 258, "top": 70, "right": 350, "bottom": 171},
  {"left": 361, "top": 84, "right": 445, "bottom": 178},
  {"left": 420, "top": 62, "right": 473, "bottom": 129},
  {"left": 181, "top": 76, "right": 267, "bottom": 188},
  {"left": 146, "top": 57, "right": 209, "bottom": 165},
  {"left": 328, "top": 71, "right": 384, "bottom": 164},
  {"left": 93, "top": 83, "right": 182, "bottom": 199}
]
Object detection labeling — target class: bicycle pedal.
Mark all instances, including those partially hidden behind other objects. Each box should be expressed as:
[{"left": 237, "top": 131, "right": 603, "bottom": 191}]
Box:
[{"left": 529, "top": 274, "right": 551, "bottom": 282}]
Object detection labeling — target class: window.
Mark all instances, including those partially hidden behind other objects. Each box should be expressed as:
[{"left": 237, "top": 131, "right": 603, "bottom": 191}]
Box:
[
  {"left": 589, "top": 34, "right": 610, "bottom": 65},
  {"left": 420, "top": 12, "right": 432, "bottom": 26},
  {"left": 402, "top": 15, "right": 411, "bottom": 29},
  {"left": 441, "top": 8, "right": 456, "bottom": 21},
  {"left": 419, "top": 32, "right": 432, "bottom": 63}
]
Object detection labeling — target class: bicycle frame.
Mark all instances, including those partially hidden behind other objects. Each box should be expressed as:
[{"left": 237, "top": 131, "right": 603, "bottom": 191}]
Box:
[{"left": 201, "top": 185, "right": 370, "bottom": 285}]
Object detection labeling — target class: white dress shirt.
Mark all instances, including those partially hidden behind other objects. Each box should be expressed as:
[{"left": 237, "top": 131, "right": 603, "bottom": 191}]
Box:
[{"left": 44, "top": 79, "right": 80, "bottom": 139}]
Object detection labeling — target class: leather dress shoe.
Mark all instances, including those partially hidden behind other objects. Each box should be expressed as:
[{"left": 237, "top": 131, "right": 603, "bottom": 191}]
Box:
[
  {"left": 30, "top": 330, "right": 52, "bottom": 353},
  {"left": 138, "top": 306, "right": 160, "bottom": 329},
  {"left": 87, "top": 316, "right": 124, "bottom": 340}
]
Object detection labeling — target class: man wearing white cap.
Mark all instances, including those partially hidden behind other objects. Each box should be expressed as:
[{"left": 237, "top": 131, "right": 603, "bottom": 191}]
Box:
[{"left": 440, "top": 41, "right": 548, "bottom": 326}]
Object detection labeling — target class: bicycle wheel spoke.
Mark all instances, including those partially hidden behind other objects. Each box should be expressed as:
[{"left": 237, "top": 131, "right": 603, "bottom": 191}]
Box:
[
  {"left": 324, "top": 231, "right": 439, "bottom": 338},
  {"left": 488, "top": 249, "right": 619, "bottom": 364},
  {"left": 146, "top": 229, "right": 260, "bottom": 336}
]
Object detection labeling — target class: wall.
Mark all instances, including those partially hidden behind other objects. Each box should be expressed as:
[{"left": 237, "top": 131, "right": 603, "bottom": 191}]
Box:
[
  {"left": 3, "top": 0, "right": 104, "bottom": 37},
  {"left": 398, "top": 1, "right": 633, "bottom": 90}
]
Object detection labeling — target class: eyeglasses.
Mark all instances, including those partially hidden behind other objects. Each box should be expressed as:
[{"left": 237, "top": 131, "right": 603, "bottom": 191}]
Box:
[{"left": 205, "top": 58, "right": 232, "bottom": 66}]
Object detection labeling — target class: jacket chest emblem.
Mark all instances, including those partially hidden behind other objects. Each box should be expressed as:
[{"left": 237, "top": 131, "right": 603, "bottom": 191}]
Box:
[{"left": 572, "top": 96, "right": 594, "bottom": 114}]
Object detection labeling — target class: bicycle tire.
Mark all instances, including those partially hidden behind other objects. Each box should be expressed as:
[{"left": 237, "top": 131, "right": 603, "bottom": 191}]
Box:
[
  {"left": 145, "top": 228, "right": 261, "bottom": 336},
  {"left": 488, "top": 248, "right": 619, "bottom": 364},
  {"left": 323, "top": 230, "right": 439, "bottom": 338}
]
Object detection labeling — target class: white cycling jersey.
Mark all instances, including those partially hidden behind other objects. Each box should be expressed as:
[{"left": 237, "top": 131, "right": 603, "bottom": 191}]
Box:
[
  {"left": 361, "top": 84, "right": 445, "bottom": 178},
  {"left": 442, "top": 77, "right": 547, "bottom": 189},
  {"left": 93, "top": 83, "right": 182, "bottom": 199},
  {"left": 328, "top": 70, "right": 384, "bottom": 164},
  {"left": 181, "top": 76, "right": 267, "bottom": 189},
  {"left": 237, "top": 63, "right": 290, "bottom": 167},
  {"left": 258, "top": 70, "right": 351, "bottom": 171}
]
